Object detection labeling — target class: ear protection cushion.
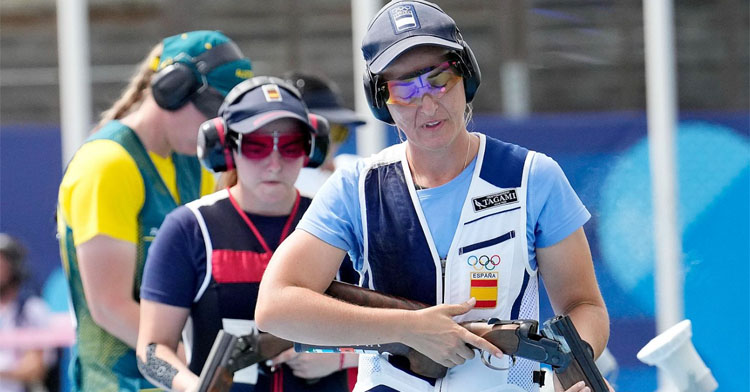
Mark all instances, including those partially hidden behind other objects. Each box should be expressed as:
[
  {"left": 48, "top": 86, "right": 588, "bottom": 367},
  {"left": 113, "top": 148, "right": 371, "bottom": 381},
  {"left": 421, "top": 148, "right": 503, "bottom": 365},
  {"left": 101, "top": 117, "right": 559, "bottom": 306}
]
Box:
[
  {"left": 363, "top": 71, "right": 394, "bottom": 124},
  {"left": 459, "top": 40, "right": 481, "bottom": 103},
  {"left": 197, "top": 117, "right": 235, "bottom": 172},
  {"left": 151, "top": 63, "right": 199, "bottom": 110},
  {"left": 306, "top": 113, "right": 330, "bottom": 168}
]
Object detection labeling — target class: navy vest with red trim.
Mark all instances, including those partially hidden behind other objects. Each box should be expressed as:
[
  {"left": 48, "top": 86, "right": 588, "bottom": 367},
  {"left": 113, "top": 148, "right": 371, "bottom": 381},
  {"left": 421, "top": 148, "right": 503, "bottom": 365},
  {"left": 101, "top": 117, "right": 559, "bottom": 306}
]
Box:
[{"left": 187, "top": 193, "right": 348, "bottom": 392}]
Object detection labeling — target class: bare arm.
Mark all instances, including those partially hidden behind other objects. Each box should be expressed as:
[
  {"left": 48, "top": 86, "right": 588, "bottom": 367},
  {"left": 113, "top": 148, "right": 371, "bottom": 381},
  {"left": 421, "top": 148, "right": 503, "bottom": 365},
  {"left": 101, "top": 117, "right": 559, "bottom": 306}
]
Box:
[
  {"left": 255, "top": 230, "right": 501, "bottom": 368},
  {"left": 538, "top": 227, "right": 613, "bottom": 391},
  {"left": 76, "top": 235, "right": 140, "bottom": 347},
  {"left": 537, "top": 226, "right": 610, "bottom": 358},
  {"left": 136, "top": 299, "right": 197, "bottom": 391},
  {"left": 537, "top": 227, "right": 609, "bottom": 357}
]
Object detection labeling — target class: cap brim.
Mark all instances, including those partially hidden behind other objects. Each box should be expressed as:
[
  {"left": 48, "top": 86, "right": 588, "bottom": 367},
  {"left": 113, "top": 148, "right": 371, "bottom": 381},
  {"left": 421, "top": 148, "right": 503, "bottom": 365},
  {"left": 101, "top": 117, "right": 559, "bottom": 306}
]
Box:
[
  {"left": 310, "top": 108, "right": 366, "bottom": 127},
  {"left": 228, "top": 110, "right": 313, "bottom": 134},
  {"left": 369, "top": 36, "right": 463, "bottom": 74}
]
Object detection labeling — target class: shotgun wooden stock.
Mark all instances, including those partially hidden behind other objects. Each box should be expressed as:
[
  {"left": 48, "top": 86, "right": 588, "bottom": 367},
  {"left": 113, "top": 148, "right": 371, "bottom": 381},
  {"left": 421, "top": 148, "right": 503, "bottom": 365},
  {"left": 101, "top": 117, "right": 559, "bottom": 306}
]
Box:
[
  {"left": 198, "top": 281, "right": 605, "bottom": 391},
  {"left": 325, "top": 280, "right": 426, "bottom": 310}
]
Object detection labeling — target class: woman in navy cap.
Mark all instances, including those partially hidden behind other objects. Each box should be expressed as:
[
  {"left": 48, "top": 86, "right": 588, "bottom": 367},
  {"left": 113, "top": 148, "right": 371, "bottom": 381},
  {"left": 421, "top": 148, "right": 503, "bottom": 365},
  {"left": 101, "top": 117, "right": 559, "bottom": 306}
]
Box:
[
  {"left": 284, "top": 71, "right": 367, "bottom": 198},
  {"left": 57, "top": 30, "right": 253, "bottom": 392},
  {"left": 256, "top": 1, "right": 610, "bottom": 391},
  {"left": 136, "top": 76, "right": 351, "bottom": 392}
]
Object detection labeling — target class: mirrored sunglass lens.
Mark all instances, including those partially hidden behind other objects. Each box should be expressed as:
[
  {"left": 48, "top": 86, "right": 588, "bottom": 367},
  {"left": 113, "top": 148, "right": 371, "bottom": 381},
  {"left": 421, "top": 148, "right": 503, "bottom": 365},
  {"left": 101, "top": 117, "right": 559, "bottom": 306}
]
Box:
[
  {"left": 426, "top": 63, "right": 456, "bottom": 87},
  {"left": 385, "top": 62, "right": 460, "bottom": 105}
]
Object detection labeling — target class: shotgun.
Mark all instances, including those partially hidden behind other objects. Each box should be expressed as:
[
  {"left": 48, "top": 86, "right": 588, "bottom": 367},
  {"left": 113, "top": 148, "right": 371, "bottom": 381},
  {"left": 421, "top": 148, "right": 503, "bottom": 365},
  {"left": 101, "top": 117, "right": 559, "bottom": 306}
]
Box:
[
  {"left": 196, "top": 329, "right": 292, "bottom": 392},
  {"left": 197, "top": 281, "right": 608, "bottom": 391},
  {"left": 306, "top": 281, "right": 608, "bottom": 390}
]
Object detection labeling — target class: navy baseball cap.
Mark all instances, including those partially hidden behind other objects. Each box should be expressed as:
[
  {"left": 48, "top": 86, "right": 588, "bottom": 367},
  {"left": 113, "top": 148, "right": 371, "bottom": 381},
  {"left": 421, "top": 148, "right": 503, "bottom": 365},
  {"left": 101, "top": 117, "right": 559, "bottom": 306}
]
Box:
[
  {"left": 285, "top": 72, "right": 366, "bottom": 126},
  {"left": 219, "top": 78, "right": 315, "bottom": 135},
  {"left": 362, "top": 0, "right": 463, "bottom": 74}
]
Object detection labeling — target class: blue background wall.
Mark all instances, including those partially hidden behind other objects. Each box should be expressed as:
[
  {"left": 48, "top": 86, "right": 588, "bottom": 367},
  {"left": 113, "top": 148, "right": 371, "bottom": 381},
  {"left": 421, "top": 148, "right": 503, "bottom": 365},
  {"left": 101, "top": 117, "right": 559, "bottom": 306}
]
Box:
[
  {"left": 1, "top": 124, "right": 63, "bottom": 292},
  {"left": 1, "top": 111, "right": 748, "bottom": 391}
]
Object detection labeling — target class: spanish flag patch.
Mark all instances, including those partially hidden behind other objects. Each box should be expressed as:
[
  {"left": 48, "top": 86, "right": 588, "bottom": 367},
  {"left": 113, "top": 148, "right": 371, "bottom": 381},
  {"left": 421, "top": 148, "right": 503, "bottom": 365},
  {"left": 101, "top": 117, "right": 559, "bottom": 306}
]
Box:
[
  {"left": 262, "top": 84, "right": 282, "bottom": 102},
  {"left": 470, "top": 271, "right": 498, "bottom": 308}
]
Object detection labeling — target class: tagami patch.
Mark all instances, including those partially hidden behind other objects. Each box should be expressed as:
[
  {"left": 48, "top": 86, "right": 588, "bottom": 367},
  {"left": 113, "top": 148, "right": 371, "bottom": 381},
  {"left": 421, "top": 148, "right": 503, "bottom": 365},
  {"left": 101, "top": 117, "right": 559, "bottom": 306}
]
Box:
[{"left": 471, "top": 189, "right": 518, "bottom": 212}]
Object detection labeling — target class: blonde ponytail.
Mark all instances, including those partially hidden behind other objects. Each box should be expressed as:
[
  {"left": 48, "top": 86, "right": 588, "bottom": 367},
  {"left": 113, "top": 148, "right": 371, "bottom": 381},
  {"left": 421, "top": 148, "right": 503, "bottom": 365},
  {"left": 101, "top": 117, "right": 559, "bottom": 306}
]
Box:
[
  {"left": 215, "top": 170, "right": 238, "bottom": 190},
  {"left": 94, "top": 43, "right": 163, "bottom": 132}
]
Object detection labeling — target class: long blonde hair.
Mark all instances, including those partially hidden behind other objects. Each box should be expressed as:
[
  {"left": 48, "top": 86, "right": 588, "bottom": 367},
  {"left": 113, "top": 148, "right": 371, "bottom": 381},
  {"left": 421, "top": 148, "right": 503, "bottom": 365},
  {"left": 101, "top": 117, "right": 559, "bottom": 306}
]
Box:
[
  {"left": 93, "top": 43, "right": 163, "bottom": 132},
  {"left": 215, "top": 170, "right": 238, "bottom": 190}
]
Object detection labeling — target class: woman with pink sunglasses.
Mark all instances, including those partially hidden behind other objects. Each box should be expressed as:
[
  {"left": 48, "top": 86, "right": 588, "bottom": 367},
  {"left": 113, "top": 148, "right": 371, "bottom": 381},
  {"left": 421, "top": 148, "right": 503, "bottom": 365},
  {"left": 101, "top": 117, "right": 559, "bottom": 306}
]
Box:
[{"left": 135, "top": 76, "right": 352, "bottom": 392}]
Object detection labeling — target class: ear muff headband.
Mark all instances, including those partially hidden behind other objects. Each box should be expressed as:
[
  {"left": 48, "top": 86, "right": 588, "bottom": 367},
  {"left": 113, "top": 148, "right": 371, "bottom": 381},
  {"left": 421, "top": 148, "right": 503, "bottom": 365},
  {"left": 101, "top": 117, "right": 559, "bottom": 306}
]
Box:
[
  {"left": 152, "top": 41, "right": 244, "bottom": 112},
  {"left": 221, "top": 76, "right": 304, "bottom": 109},
  {"left": 362, "top": 0, "right": 481, "bottom": 124}
]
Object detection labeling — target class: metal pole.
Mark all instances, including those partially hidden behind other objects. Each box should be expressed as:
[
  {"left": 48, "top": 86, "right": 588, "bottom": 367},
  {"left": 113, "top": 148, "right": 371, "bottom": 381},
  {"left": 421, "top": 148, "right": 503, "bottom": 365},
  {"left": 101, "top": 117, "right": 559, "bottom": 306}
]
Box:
[
  {"left": 642, "top": 0, "right": 684, "bottom": 388},
  {"left": 56, "top": 0, "right": 92, "bottom": 166},
  {"left": 351, "top": 0, "right": 386, "bottom": 157},
  {"left": 498, "top": 0, "right": 530, "bottom": 118}
]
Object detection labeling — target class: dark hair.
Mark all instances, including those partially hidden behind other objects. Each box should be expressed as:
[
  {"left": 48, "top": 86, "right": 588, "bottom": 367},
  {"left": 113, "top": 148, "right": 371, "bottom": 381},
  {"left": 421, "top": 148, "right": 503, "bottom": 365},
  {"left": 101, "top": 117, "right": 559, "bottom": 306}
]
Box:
[{"left": 0, "top": 233, "right": 27, "bottom": 288}]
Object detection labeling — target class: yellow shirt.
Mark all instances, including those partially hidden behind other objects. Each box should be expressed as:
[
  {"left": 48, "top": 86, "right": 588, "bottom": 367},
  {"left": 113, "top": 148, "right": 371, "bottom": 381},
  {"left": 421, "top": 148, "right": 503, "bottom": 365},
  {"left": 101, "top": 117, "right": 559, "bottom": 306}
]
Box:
[{"left": 58, "top": 139, "right": 215, "bottom": 246}]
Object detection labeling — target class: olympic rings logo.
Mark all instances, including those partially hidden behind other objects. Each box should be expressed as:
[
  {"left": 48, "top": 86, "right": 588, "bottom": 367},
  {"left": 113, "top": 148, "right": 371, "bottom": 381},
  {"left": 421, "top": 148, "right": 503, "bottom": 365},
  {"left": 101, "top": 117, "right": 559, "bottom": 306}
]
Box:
[{"left": 466, "top": 254, "right": 501, "bottom": 271}]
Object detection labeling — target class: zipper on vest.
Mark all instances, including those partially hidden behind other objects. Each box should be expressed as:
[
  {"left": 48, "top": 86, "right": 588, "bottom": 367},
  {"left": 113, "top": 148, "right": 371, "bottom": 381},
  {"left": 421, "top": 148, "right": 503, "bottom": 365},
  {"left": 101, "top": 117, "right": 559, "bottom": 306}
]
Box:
[{"left": 440, "top": 257, "right": 447, "bottom": 303}]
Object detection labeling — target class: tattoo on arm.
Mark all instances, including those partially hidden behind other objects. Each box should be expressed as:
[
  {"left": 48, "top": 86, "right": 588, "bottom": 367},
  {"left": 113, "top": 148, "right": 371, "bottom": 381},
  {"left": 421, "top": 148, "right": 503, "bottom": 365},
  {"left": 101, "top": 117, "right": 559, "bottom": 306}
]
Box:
[{"left": 136, "top": 343, "right": 179, "bottom": 389}]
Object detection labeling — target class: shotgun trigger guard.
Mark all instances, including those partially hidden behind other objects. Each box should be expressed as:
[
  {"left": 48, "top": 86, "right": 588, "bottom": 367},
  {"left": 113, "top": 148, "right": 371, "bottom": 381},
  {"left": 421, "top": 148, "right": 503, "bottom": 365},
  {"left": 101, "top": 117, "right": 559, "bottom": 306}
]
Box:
[{"left": 480, "top": 349, "right": 516, "bottom": 371}]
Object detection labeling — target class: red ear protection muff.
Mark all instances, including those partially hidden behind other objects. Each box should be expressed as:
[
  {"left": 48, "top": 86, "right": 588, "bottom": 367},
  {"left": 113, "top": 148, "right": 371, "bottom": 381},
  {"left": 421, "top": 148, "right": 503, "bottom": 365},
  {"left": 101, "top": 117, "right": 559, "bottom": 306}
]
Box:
[
  {"left": 362, "top": 0, "right": 481, "bottom": 124},
  {"left": 197, "top": 117, "right": 235, "bottom": 172},
  {"left": 198, "top": 77, "right": 331, "bottom": 171}
]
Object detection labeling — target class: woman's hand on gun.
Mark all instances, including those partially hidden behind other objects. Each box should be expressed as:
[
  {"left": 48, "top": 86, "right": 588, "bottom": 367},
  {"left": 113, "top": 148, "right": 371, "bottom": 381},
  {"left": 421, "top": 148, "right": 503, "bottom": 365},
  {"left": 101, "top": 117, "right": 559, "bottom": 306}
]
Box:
[
  {"left": 267, "top": 348, "right": 342, "bottom": 379},
  {"left": 402, "top": 298, "right": 503, "bottom": 368}
]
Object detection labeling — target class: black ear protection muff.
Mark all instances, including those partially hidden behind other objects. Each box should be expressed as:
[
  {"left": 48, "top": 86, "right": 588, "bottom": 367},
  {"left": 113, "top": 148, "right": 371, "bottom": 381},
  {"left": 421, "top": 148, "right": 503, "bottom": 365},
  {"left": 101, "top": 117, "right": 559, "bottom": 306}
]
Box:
[
  {"left": 197, "top": 76, "right": 330, "bottom": 171},
  {"left": 306, "top": 113, "right": 330, "bottom": 169},
  {"left": 151, "top": 41, "right": 244, "bottom": 115},
  {"left": 362, "top": 0, "right": 481, "bottom": 124},
  {"left": 197, "top": 117, "right": 235, "bottom": 172}
]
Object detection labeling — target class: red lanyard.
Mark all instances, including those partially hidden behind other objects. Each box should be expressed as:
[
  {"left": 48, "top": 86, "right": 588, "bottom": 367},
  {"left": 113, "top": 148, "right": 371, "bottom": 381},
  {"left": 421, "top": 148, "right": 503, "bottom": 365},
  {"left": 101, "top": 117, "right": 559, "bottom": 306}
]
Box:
[{"left": 226, "top": 188, "right": 301, "bottom": 254}]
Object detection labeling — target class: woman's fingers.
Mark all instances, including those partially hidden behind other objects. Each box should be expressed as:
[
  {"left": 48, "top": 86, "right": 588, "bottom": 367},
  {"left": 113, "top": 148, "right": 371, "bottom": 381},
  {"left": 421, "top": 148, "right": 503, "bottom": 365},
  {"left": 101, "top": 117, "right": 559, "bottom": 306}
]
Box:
[
  {"left": 267, "top": 347, "right": 297, "bottom": 367},
  {"left": 445, "top": 298, "right": 476, "bottom": 317}
]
